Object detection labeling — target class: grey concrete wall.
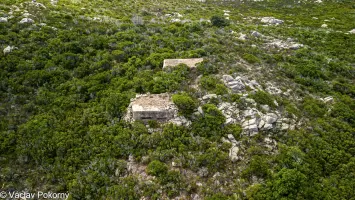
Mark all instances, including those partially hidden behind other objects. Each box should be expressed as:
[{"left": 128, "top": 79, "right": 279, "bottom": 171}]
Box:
[{"left": 133, "top": 110, "right": 174, "bottom": 121}]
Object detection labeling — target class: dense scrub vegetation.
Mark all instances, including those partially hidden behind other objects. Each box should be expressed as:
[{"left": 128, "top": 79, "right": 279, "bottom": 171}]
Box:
[{"left": 0, "top": 0, "right": 354, "bottom": 199}]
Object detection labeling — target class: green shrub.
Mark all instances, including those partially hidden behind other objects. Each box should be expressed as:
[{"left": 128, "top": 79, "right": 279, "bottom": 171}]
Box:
[
  {"left": 148, "top": 120, "right": 160, "bottom": 128},
  {"left": 243, "top": 53, "right": 261, "bottom": 64},
  {"left": 302, "top": 97, "right": 326, "bottom": 118},
  {"left": 147, "top": 160, "right": 168, "bottom": 177},
  {"left": 214, "top": 84, "right": 228, "bottom": 95},
  {"left": 250, "top": 91, "right": 276, "bottom": 108},
  {"left": 199, "top": 75, "right": 226, "bottom": 95},
  {"left": 210, "top": 16, "right": 230, "bottom": 27},
  {"left": 242, "top": 155, "right": 270, "bottom": 180},
  {"left": 196, "top": 61, "right": 218, "bottom": 75},
  {"left": 223, "top": 124, "right": 242, "bottom": 140},
  {"left": 172, "top": 93, "right": 198, "bottom": 115}
]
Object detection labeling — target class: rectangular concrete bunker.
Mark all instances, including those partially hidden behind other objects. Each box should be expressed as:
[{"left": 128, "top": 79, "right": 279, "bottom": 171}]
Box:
[
  {"left": 131, "top": 94, "right": 175, "bottom": 122},
  {"left": 163, "top": 58, "right": 204, "bottom": 69}
]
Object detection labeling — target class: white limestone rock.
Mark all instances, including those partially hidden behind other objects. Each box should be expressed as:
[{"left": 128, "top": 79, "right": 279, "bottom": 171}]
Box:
[
  {"left": 281, "top": 123, "right": 289, "bottom": 130},
  {"left": 202, "top": 94, "right": 218, "bottom": 100},
  {"left": 228, "top": 78, "right": 245, "bottom": 92},
  {"left": 3, "top": 46, "right": 16, "bottom": 55},
  {"left": 51, "top": 0, "right": 58, "bottom": 6},
  {"left": 229, "top": 146, "right": 240, "bottom": 162},
  {"left": 197, "top": 106, "right": 204, "bottom": 115},
  {"left": 263, "top": 123, "right": 273, "bottom": 130},
  {"left": 0, "top": 17, "right": 8, "bottom": 23},
  {"left": 245, "top": 98, "right": 256, "bottom": 104},
  {"left": 19, "top": 18, "right": 34, "bottom": 24},
  {"left": 263, "top": 113, "right": 278, "bottom": 124},
  {"left": 321, "top": 24, "right": 328, "bottom": 28},
  {"left": 289, "top": 43, "right": 304, "bottom": 50},
  {"left": 258, "top": 119, "right": 265, "bottom": 129},
  {"left": 222, "top": 75, "right": 234, "bottom": 82},
  {"left": 238, "top": 33, "right": 247, "bottom": 41},
  {"left": 261, "top": 17, "right": 284, "bottom": 25},
  {"left": 227, "top": 134, "right": 237, "bottom": 143},
  {"left": 171, "top": 18, "right": 181, "bottom": 23},
  {"left": 267, "top": 39, "right": 303, "bottom": 50},
  {"left": 242, "top": 118, "right": 257, "bottom": 127},
  {"left": 218, "top": 102, "right": 231, "bottom": 111},
  {"left": 260, "top": 105, "right": 270, "bottom": 112},
  {"left": 226, "top": 117, "right": 236, "bottom": 125},
  {"left": 322, "top": 96, "right": 334, "bottom": 104},
  {"left": 349, "top": 29, "right": 355, "bottom": 34},
  {"left": 251, "top": 31, "right": 263, "bottom": 37}
]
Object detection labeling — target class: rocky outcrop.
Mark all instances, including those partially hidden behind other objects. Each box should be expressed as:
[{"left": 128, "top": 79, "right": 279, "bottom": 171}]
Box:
[
  {"left": 266, "top": 39, "right": 304, "bottom": 50},
  {"left": 222, "top": 134, "right": 241, "bottom": 162},
  {"left": 223, "top": 75, "right": 245, "bottom": 93},
  {"left": 216, "top": 97, "right": 297, "bottom": 134},
  {"left": 222, "top": 75, "right": 262, "bottom": 93},
  {"left": 169, "top": 116, "right": 191, "bottom": 126},
  {"left": 261, "top": 17, "right": 283, "bottom": 25}
]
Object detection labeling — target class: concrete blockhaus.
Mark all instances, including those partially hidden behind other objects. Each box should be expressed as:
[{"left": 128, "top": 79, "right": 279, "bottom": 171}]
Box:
[
  {"left": 163, "top": 58, "right": 204, "bottom": 68},
  {"left": 131, "top": 94, "right": 176, "bottom": 121}
]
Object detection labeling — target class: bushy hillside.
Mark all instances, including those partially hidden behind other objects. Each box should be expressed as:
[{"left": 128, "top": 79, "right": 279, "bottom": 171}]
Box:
[{"left": 0, "top": 0, "right": 354, "bottom": 199}]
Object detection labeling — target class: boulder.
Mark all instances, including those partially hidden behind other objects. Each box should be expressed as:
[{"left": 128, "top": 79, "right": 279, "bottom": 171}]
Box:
[
  {"left": 229, "top": 146, "right": 240, "bottom": 162},
  {"left": 51, "top": 0, "right": 58, "bottom": 5},
  {"left": 171, "top": 18, "right": 181, "bottom": 23},
  {"left": 222, "top": 75, "right": 234, "bottom": 82},
  {"left": 258, "top": 119, "right": 265, "bottom": 129},
  {"left": 218, "top": 102, "right": 231, "bottom": 110},
  {"left": 263, "top": 113, "right": 278, "bottom": 124},
  {"left": 245, "top": 98, "right": 256, "bottom": 106},
  {"left": 172, "top": 161, "right": 181, "bottom": 167},
  {"left": 281, "top": 123, "right": 289, "bottom": 130},
  {"left": 0, "top": 17, "right": 8, "bottom": 23},
  {"left": 289, "top": 43, "right": 304, "bottom": 50},
  {"left": 322, "top": 96, "right": 333, "bottom": 104},
  {"left": 202, "top": 94, "right": 217, "bottom": 100},
  {"left": 3, "top": 46, "right": 16, "bottom": 55},
  {"left": 227, "top": 134, "right": 238, "bottom": 144},
  {"left": 263, "top": 123, "right": 273, "bottom": 130},
  {"left": 260, "top": 105, "right": 270, "bottom": 112},
  {"left": 197, "top": 106, "right": 204, "bottom": 115},
  {"left": 19, "top": 18, "right": 34, "bottom": 24},
  {"left": 238, "top": 33, "right": 247, "bottom": 41},
  {"left": 228, "top": 80, "right": 245, "bottom": 92},
  {"left": 226, "top": 117, "right": 235, "bottom": 125},
  {"left": 242, "top": 118, "right": 257, "bottom": 127},
  {"left": 261, "top": 17, "right": 284, "bottom": 25},
  {"left": 251, "top": 31, "right": 263, "bottom": 37},
  {"left": 349, "top": 29, "right": 355, "bottom": 34},
  {"left": 321, "top": 24, "right": 328, "bottom": 28}
]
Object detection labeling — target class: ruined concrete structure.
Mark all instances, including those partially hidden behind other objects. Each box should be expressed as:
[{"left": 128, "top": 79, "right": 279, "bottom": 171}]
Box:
[
  {"left": 163, "top": 58, "right": 204, "bottom": 68},
  {"left": 125, "top": 94, "right": 177, "bottom": 122}
]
